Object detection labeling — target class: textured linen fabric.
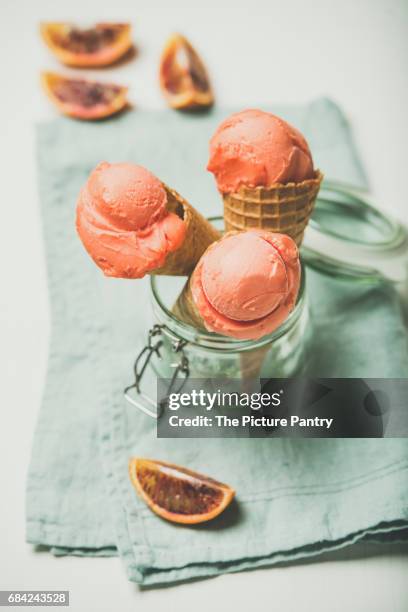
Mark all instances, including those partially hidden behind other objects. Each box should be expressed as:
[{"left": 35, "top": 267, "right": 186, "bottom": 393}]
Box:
[{"left": 26, "top": 99, "right": 408, "bottom": 585}]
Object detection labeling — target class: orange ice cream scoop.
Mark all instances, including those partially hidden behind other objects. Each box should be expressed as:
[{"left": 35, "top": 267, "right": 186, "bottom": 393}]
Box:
[
  {"left": 190, "top": 231, "right": 300, "bottom": 340},
  {"left": 76, "top": 162, "right": 186, "bottom": 278},
  {"left": 207, "top": 109, "right": 314, "bottom": 193}
]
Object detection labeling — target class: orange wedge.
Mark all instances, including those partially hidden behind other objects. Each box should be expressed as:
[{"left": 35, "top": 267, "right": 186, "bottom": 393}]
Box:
[
  {"left": 40, "top": 22, "right": 132, "bottom": 67},
  {"left": 41, "top": 72, "right": 128, "bottom": 120},
  {"left": 129, "top": 458, "right": 235, "bottom": 524},
  {"left": 159, "top": 33, "right": 214, "bottom": 110}
]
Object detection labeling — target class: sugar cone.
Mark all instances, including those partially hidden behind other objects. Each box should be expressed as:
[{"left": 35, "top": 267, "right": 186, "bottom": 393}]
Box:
[
  {"left": 155, "top": 184, "right": 221, "bottom": 276},
  {"left": 223, "top": 171, "right": 323, "bottom": 246}
]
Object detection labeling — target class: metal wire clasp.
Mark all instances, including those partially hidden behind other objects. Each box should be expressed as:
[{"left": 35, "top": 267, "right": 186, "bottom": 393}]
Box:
[
  {"left": 124, "top": 325, "right": 190, "bottom": 419},
  {"left": 158, "top": 338, "right": 190, "bottom": 416}
]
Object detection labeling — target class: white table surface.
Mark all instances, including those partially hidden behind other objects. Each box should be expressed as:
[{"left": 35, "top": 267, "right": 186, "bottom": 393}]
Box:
[{"left": 1, "top": 0, "right": 407, "bottom": 610}]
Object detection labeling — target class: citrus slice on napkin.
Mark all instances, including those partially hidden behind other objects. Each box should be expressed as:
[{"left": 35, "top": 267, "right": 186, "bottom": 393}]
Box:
[{"left": 129, "top": 458, "right": 235, "bottom": 524}]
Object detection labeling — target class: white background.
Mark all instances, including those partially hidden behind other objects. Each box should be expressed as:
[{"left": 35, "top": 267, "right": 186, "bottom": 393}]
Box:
[{"left": 1, "top": 0, "right": 407, "bottom": 610}]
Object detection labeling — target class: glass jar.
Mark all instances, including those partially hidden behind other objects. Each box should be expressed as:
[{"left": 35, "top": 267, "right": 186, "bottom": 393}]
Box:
[
  {"left": 125, "top": 186, "right": 408, "bottom": 416},
  {"left": 147, "top": 260, "right": 310, "bottom": 380}
]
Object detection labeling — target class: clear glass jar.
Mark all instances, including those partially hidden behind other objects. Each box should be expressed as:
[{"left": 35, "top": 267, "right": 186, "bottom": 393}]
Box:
[
  {"left": 125, "top": 187, "right": 408, "bottom": 415},
  {"left": 148, "top": 260, "right": 311, "bottom": 380}
]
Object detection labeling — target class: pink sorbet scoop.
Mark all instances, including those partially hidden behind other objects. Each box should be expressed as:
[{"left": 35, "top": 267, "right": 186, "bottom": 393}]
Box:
[
  {"left": 190, "top": 230, "right": 301, "bottom": 340},
  {"left": 76, "top": 162, "right": 186, "bottom": 278},
  {"left": 207, "top": 109, "right": 314, "bottom": 193}
]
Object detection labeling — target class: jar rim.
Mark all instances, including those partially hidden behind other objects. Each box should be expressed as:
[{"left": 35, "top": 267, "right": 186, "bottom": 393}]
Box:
[{"left": 150, "top": 218, "right": 307, "bottom": 352}]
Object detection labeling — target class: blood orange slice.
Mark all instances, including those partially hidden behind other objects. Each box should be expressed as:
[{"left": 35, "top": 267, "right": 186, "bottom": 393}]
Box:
[
  {"left": 41, "top": 72, "right": 128, "bottom": 120},
  {"left": 129, "top": 458, "right": 235, "bottom": 524},
  {"left": 40, "top": 22, "right": 132, "bottom": 68},
  {"left": 159, "top": 34, "right": 214, "bottom": 110}
]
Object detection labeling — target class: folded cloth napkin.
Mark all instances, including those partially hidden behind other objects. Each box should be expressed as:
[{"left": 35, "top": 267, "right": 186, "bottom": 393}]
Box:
[{"left": 26, "top": 99, "right": 408, "bottom": 585}]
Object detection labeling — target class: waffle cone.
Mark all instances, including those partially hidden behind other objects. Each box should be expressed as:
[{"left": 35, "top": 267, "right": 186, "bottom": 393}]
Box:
[
  {"left": 171, "top": 231, "right": 240, "bottom": 326},
  {"left": 172, "top": 277, "right": 269, "bottom": 385},
  {"left": 239, "top": 346, "right": 269, "bottom": 385},
  {"left": 172, "top": 277, "right": 206, "bottom": 330},
  {"left": 223, "top": 171, "right": 323, "bottom": 246},
  {"left": 155, "top": 185, "right": 221, "bottom": 276}
]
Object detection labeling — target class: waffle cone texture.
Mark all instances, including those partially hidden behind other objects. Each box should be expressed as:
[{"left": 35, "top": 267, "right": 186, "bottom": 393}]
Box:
[
  {"left": 172, "top": 277, "right": 205, "bottom": 330},
  {"left": 223, "top": 170, "right": 323, "bottom": 246},
  {"left": 156, "top": 185, "right": 221, "bottom": 276}
]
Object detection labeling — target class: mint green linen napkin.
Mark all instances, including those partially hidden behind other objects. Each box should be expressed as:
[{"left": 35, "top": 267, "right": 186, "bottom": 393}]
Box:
[{"left": 26, "top": 99, "right": 408, "bottom": 585}]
